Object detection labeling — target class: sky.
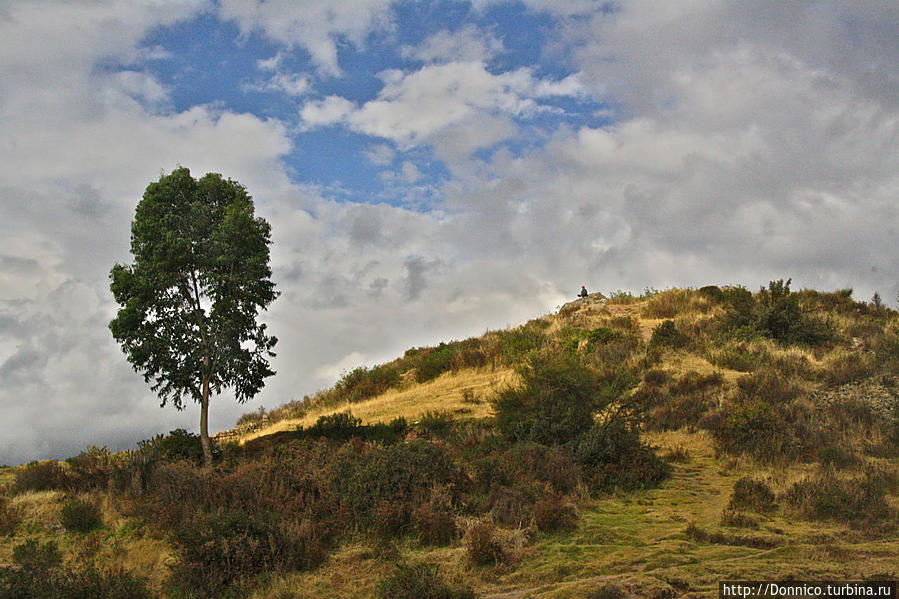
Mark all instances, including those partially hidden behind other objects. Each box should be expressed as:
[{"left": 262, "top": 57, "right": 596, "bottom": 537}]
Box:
[{"left": 1, "top": 1, "right": 898, "bottom": 465}]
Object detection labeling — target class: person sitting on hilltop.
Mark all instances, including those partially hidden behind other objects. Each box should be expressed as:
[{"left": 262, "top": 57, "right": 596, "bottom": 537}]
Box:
[{"left": 579, "top": 285, "right": 588, "bottom": 298}]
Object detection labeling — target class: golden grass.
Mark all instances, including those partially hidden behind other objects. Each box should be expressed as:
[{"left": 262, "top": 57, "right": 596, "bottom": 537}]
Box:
[{"left": 241, "top": 367, "right": 517, "bottom": 443}]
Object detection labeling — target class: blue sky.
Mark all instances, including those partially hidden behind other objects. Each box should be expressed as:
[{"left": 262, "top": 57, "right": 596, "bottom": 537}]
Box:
[{"left": 1, "top": 0, "right": 898, "bottom": 464}]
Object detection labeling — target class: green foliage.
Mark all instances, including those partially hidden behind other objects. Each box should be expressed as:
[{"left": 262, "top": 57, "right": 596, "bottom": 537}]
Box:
[
  {"left": 377, "top": 563, "right": 475, "bottom": 599},
  {"left": 495, "top": 326, "right": 546, "bottom": 363},
  {"left": 336, "top": 364, "right": 402, "bottom": 402},
  {"left": 61, "top": 498, "right": 103, "bottom": 533},
  {"left": 417, "top": 410, "right": 456, "bottom": 438},
  {"left": 65, "top": 446, "right": 113, "bottom": 491},
  {"left": 297, "top": 412, "right": 408, "bottom": 444},
  {"left": 415, "top": 343, "right": 458, "bottom": 382},
  {"left": 158, "top": 429, "right": 205, "bottom": 464},
  {"left": 493, "top": 353, "right": 607, "bottom": 445},
  {"left": 109, "top": 167, "right": 278, "bottom": 464}
]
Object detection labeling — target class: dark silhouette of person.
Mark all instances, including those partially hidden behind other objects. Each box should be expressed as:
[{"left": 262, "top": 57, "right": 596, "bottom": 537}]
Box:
[{"left": 579, "top": 286, "right": 588, "bottom": 298}]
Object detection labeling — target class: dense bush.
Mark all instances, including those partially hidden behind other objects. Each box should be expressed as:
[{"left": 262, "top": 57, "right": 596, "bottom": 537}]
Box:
[
  {"left": 377, "top": 563, "right": 475, "bottom": 599},
  {"left": 61, "top": 498, "right": 103, "bottom": 532},
  {"left": 0, "top": 497, "right": 20, "bottom": 536},
  {"left": 65, "top": 445, "right": 113, "bottom": 491},
  {"left": 415, "top": 343, "right": 458, "bottom": 383},
  {"left": 298, "top": 412, "right": 409, "bottom": 444},
  {"left": 330, "top": 441, "right": 459, "bottom": 530},
  {"left": 464, "top": 521, "right": 504, "bottom": 566},
  {"left": 573, "top": 420, "right": 670, "bottom": 491},
  {"left": 650, "top": 320, "right": 686, "bottom": 348},
  {"left": 495, "top": 326, "right": 546, "bottom": 364},
  {"left": 413, "top": 490, "right": 458, "bottom": 546},
  {"left": 727, "top": 478, "right": 776, "bottom": 513},
  {"left": 493, "top": 353, "right": 608, "bottom": 445},
  {"left": 13, "top": 460, "right": 70, "bottom": 493},
  {"left": 336, "top": 364, "right": 402, "bottom": 402},
  {"left": 781, "top": 468, "right": 895, "bottom": 524},
  {"left": 169, "top": 510, "right": 325, "bottom": 596},
  {"left": 0, "top": 539, "right": 153, "bottom": 599},
  {"left": 534, "top": 494, "right": 578, "bottom": 532}
]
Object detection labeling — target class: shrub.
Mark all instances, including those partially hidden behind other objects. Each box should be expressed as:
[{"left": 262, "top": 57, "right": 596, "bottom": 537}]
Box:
[
  {"left": 158, "top": 429, "right": 205, "bottom": 464},
  {"left": 464, "top": 521, "right": 504, "bottom": 566},
  {"left": 821, "top": 352, "right": 874, "bottom": 387},
  {"left": 377, "top": 563, "right": 475, "bottom": 599},
  {"left": 533, "top": 495, "right": 578, "bottom": 532},
  {"left": 330, "top": 441, "right": 459, "bottom": 529},
  {"left": 719, "top": 508, "right": 759, "bottom": 529},
  {"left": 650, "top": 320, "right": 686, "bottom": 348},
  {"left": 65, "top": 445, "right": 113, "bottom": 491},
  {"left": 733, "top": 369, "right": 801, "bottom": 405},
  {"left": 336, "top": 364, "right": 402, "bottom": 401},
  {"left": 170, "top": 510, "right": 325, "bottom": 595},
  {"left": 0, "top": 498, "right": 20, "bottom": 536},
  {"left": 495, "top": 326, "right": 545, "bottom": 364},
  {"left": 372, "top": 500, "right": 412, "bottom": 540},
  {"left": 1, "top": 539, "right": 154, "bottom": 599},
  {"left": 587, "top": 326, "right": 625, "bottom": 345},
  {"left": 415, "top": 343, "right": 458, "bottom": 382},
  {"left": 13, "top": 460, "right": 70, "bottom": 493},
  {"left": 418, "top": 410, "right": 456, "bottom": 438},
  {"left": 699, "top": 285, "right": 725, "bottom": 303},
  {"left": 305, "top": 411, "right": 363, "bottom": 441},
  {"left": 413, "top": 496, "right": 458, "bottom": 546},
  {"left": 61, "top": 498, "right": 103, "bottom": 533},
  {"left": 781, "top": 469, "right": 894, "bottom": 524},
  {"left": 707, "top": 400, "right": 780, "bottom": 458},
  {"left": 493, "top": 353, "right": 610, "bottom": 446},
  {"left": 727, "top": 478, "right": 776, "bottom": 513},
  {"left": 643, "top": 369, "right": 669, "bottom": 387},
  {"left": 488, "top": 484, "right": 535, "bottom": 526},
  {"left": 574, "top": 421, "right": 670, "bottom": 491}
]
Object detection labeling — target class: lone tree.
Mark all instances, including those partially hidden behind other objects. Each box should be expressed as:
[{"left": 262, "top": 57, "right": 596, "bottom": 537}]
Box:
[{"left": 109, "top": 167, "right": 278, "bottom": 465}]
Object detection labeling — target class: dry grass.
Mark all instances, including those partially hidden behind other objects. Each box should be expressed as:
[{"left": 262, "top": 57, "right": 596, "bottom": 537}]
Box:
[{"left": 240, "top": 368, "right": 517, "bottom": 443}]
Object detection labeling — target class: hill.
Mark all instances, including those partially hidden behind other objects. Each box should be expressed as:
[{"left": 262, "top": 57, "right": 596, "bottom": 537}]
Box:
[{"left": 1, "top": 283, "right": 898, "bottom": 598}]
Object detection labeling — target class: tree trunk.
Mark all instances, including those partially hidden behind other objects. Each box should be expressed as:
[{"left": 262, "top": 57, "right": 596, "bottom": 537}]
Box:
[{"left": 200, "top": 377, "right": 213, "bottom": 467}]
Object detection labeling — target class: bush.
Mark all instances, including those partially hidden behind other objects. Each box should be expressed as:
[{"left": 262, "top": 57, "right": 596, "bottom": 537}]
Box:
[
  {"left": 650, "top": 320, "right": 686, "bottom": 348},
  {"left": 336, "top": 364, "right": 402, "bottom": 402},
  {"left": 372, "top": 500, "right": 412, "bottom": 540},
  {"left": 781, "top": 469, "right": 894, "bottom": 524},
  {"left": 158, "top": 429, "right": 205, "bottom": 464},
  {"left": 719, "top": 508, "right": 759, "bottom": 529},
  {"left": 534, "top": 495, "right": 578, "bottom": 532},
  {"left": 488, "top": 484, "right": 535, "bottom": 526},
  {"left": 330, "top": 441, "right": 459, "bottom": 529},
  {"left": 65, "top": 445, "right": 113, "bottom": 491},
  {"left": 418, "top": 410, "right": 456, "bottom": 438},
  {"left": 415, "top": 343, "right": 458, "bottom": 383},
  {"left": 305, "top": 411, "right": 363, "bottom": 441},
  {"left": 574, "top": 421, "right": 669, "bottom": 491},
  {"left": 377, "top": 563, "right": 475, "bottom": 599},
  {"left": 495, "top": 326, "right": 545, "bottom": 364},
  {"left": 170, "top": 510, "right": 325, "bottom": 595},
  {"left": 413, "top": 496, "right": 458, "bottom": 546},
  {"left": 0, "top": 498, "right": 20, "bottom": 536},
  {"left": 0, "top": 539, "right": 154, "bottom": 599},
  {"left": 727, "top": 478, "right": 776, "bottom": 513},
  {"left": 13, "top": 461, "right": 70, "bottom": 493},
  {"left": 464, "top": 521, "right": 504, "bottom": 566},
  {"left": 493, "top": 353, "right": 609, "bottom": 446},
  {"left": 61, "top": 498, "right": 103, "bottom": 533}
]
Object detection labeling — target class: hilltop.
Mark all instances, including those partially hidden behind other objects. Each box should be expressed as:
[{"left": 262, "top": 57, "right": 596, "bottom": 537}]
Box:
[{"left": 2, "top": 283, "right": 898, "bottom": 598}]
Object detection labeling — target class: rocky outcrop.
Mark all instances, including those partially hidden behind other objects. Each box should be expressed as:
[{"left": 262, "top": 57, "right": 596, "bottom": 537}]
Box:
[{"left": 559, "top": 292, "right": 607, "bottom": 317}]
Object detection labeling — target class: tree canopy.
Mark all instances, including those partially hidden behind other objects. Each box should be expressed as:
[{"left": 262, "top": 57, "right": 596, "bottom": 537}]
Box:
[{"left": 109, "top": 167, "right": 278, "bottom": 465}]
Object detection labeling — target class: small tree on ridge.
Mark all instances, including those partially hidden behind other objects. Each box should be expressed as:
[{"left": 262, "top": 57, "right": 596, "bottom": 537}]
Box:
[{"left": 109, "top": 167, "right": 278, "bottom": 465}]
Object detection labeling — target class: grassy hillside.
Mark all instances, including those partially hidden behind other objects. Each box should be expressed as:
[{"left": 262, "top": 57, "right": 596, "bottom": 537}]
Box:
[{"left": 2, "top": 283, "right": 899, "bottom": 598}]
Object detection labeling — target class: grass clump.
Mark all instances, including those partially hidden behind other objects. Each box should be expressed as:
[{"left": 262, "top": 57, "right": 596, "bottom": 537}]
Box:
[
  {"left": 377, "top": 563, "right": 474, "bottom": 599},
  {"left": 781, "top": 467, "right": 896, "bottom": 525},
  {"left": 464, "top": 521, "right": 505, "bottom": 566},
  {"left": 727, "top": 478, "right": 776, "bottom": 513}
]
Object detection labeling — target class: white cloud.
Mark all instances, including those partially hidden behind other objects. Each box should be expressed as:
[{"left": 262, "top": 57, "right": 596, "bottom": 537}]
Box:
[
  {"left": 301, "top": 61, "right": 588, "bottom": 152},
  {"left": 247, "top": 72, "right": 312, "bottom": 97},
  {"left": 218, "top": 0, "right": 394, "bottom": 76},
  {"left": 401, "top": 24, "right": 504, "bottom": 64}
]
